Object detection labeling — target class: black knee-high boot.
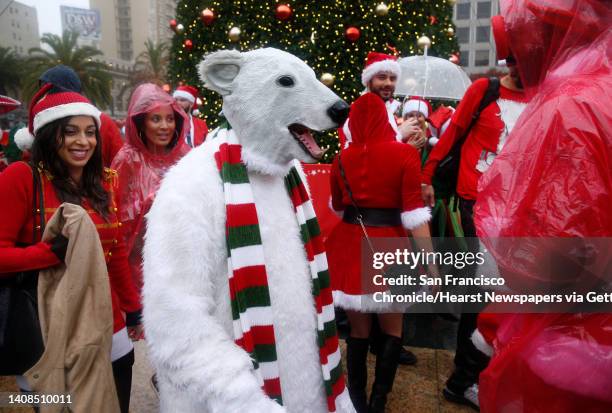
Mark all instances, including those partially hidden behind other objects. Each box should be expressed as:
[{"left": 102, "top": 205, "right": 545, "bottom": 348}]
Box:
[
  {"left": 368, "top": 334, "right": 401, "bottom": 413},
  {"left": 346, "top": 337, "right": 370, "bottom": 413}
]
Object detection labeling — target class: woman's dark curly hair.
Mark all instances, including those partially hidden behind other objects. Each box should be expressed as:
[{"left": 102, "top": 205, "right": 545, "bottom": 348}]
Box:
[{"left": 30, "top": 116, "right": 110, "bottom": 219}]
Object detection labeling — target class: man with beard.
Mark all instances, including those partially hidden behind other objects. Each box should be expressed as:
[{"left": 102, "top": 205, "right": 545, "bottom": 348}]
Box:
[
  {"left": 172, "top": 85, "right": 208, "bottom": 148},
  {"left": 338, "top": 52, "right": 422, "bottom": 150},
  {"left": 419, "top": 15, "right": 530, "bottom": 410}
]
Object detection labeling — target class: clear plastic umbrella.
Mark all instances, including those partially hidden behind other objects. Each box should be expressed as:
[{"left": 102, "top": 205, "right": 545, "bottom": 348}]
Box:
[{"left": 396, "top": 55, "right": 472, "bottom": 101}]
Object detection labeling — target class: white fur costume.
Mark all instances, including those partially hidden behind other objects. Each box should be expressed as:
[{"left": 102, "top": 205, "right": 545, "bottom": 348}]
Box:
[{"left": 143, "top": 48, "right": 355, "bottom": 413}]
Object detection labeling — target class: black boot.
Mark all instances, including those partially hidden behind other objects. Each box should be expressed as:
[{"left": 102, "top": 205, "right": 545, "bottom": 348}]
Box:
[
  {"left": 346, "top": 337, "right": 369, "bottom": 413},
  {"left": 368, "top": 334, "right": 401, "bottom": 413}
]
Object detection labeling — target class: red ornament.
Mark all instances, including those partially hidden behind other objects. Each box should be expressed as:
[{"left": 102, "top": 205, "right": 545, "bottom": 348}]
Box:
[
  {"left": 429, "top": 15, "right": 438, "bottom": 25},
  {"left": 449, "top": 53, "right": 460, "bottom": 64},
  {"left": 184, "top": 39, "right": 193, "bottom": 51},
  {"left": 275, "top": 4, "right": 293, "bottom": 21},
  {"left": 162, "top": 84, "right": 171, "bottom": 93},
  {"left": 345, "top": 26, "right": 360, "bottom": 42},
  {"left": 169, "top": 19, "right": 177, "bottom": 29},
  {"left": 201, "top": 8, "right": 215, "bottom": 26}
]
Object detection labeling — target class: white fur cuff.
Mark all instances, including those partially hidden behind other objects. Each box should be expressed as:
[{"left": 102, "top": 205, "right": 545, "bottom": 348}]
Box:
[
  {"left": 471, "top": 329, "right": 494, "bottom": 357},
  {"left": 401, "top": 207, "right": 431, "bottom": 230}
]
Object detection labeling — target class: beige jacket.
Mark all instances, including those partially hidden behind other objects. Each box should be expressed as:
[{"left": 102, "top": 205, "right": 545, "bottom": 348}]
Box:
[{"left": 24, "top": 203, "right": 120, "bottom": 413}]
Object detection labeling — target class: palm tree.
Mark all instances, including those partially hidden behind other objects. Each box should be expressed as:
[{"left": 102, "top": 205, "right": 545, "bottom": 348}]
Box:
[
  {"left": 133, "top": 39, "right": 168, "bottom": 85},
  {"left": 118, "top": 39, "right": 169, "bottom": 107},
  {"left": 23, "top": 31, "right": 112, "bottom": 109},
  {"left": 0, "top": 47, "right": 22, "bottom": 96}
]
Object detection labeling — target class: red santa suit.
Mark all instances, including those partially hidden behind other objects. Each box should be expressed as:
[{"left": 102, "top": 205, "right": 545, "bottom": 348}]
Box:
[
  {"left": 472, "top": 1, "right": 612, "bottom": 411},
  {"left": 422, "top": 77, "right": 529, "bottom": 200},
  {"left": 325, "top": 92, "right": 431, "bottom": 312}
]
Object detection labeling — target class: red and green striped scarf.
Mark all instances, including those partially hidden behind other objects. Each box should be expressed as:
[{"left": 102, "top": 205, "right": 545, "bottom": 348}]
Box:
[{"left": 213, "top": 126, "right": 348, "bottom": 411}]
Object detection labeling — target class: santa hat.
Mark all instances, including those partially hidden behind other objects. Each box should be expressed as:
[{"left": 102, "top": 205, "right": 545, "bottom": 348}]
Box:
[
  {"left": 361, "top": 52, "right": 401, "bottom": 87},
  {"left": 402, "top": 97, "right": 432, "bottom": 118},
  {"left": 172, "top": 85, "right": 199, "bottom": 105},
  {"left": 14, "top": 83, "right": 101, "bottom": 151},
  {"left": 491, "top": 15, "right": 511, "bottom": 61}
]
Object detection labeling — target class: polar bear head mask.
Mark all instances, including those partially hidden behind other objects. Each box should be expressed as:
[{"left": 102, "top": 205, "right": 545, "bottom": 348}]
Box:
[{"left": 199, "top": 48, "right": 349, "bottom": 175}]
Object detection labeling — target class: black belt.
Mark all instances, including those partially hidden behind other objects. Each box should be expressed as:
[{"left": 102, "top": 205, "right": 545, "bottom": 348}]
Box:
[{"left": 342, "top": 205, "right": 402, "bottom": 227}]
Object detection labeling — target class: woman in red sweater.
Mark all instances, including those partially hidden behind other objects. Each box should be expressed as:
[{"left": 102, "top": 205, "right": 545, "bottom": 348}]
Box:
[{"left": 0, "top": 88, "right": 142, "bottom": 413}]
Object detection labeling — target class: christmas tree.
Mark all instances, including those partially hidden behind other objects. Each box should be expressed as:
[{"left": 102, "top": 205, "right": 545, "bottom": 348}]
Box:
[{"left": 169, "top": 0, "right": 459, "bottom": 161}]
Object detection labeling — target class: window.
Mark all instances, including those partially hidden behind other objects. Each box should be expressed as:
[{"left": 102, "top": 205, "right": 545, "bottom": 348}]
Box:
[
  {"left": 459, "top": 50, "right": 470, "bottom": 67},
  {"left": 477, "top": 2, "right": 492, "bottom": 18},
  {"left": 456, "top": 3, "right": 471, "bottom": 20},
  {"left": 457, "top": 27, "right": 470, "bottom": 44},
  {"left": 12, "top": 33, "right": 16, "bottom": 40},
  {"left": 475, "top": 50, "right": 490, "bottom": 66},
  {"left": 476, "top": 25, "right": 490, "bottom": 43}
]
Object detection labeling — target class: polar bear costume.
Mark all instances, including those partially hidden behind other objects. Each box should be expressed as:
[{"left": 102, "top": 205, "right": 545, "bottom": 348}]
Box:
[{"left": 143, "top": 48, "right": 355, "bottom": 413}]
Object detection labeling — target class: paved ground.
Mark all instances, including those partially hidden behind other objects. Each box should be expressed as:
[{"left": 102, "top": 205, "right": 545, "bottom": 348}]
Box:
[{"left": 1, "top": 339, "right": 473, "bottom": 413}]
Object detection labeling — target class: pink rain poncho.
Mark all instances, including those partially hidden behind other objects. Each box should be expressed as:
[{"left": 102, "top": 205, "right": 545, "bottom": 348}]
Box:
[
  {"left": 473, "top": 1, "right": 612, "bottom": 411},
  {"left": 111, "top": 84, "right": 189, "bottom": 291}
]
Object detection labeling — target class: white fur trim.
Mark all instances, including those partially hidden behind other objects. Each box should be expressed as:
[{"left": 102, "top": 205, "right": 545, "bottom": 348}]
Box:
[
  {"left": 401, "top": 207, "right": 431, "bottom": 230},
  {"left": 428, "top": 137, "right": 439, "bottom": 146},
  {"left": 328, "top": 196, "right": 344, "bottom": 219},
  {"left": 33, "top": 102, "right": 101, "bottom": 134},
  {"left": 341, "top": 119, "right": 352, "bottom": 148},
  {"left": 14, "top": 127, "right": 35, "bottom": 151},
  {"left": 111, "top": 327, "right": 134, "bottom": 361},
  {"left": 471, "top": 329, "right": 494, "bottom": 357},
  {"left": 173, "top": 90, "right": 196, "bottom": 103},
  {"left": 332, "top": 290, "right": 413, "bottom": 313},
  {"left": 402, "top": 100, "right": 429, "bottom": 118},
  {"left": 361, "top": 60, "right": 401, "bottom": 86}
]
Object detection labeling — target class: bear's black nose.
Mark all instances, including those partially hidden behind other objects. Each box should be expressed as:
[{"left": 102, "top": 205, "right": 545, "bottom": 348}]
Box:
[{"left": 327, "top": 100, "right": 350, "bottom": 125}]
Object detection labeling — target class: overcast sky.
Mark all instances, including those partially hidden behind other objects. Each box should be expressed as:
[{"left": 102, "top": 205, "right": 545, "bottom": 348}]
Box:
[{"left": 18, "top": 0, "right": 90, "bottom": 36}]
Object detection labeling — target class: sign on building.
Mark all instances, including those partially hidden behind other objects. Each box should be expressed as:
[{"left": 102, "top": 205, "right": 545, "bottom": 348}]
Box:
[{"left": 60, "top": 6, "right": 101, "bottom": 41}]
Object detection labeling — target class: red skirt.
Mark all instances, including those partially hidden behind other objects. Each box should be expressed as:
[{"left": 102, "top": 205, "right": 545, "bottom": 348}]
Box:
[{"left": 325, "top": 221, "right": 409, "bottom": 312}]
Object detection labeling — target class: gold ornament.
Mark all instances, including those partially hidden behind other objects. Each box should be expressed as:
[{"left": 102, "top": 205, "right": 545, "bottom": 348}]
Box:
[
  {"left": 447, "top": 27, "right": 455, "bottom": 35},
  {"left": 320, "top": 73, "right": 335, "bottom": 86},
  {"left": 229, "top": 27, "right": 241, "bottom": 42},
  {"left": 448, "top": 0, "right": 457, "bottom": 5},
  {"left": 375, "top": 3, "right": 389, "bottom": 16},
  {"left": 175, "top": 23, "right": 185, "bottom": 34},
  {"left": 417, "top": 35, "right": 432, "bottom": 49}
]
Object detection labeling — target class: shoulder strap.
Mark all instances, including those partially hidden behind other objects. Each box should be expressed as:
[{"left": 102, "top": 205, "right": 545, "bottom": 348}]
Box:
[
  {"left": 28, "top": 163, "right": 45, "bottom": 243},
  {"left": 337, "top": 153, "right": 360, "bottom": 212},
  {"left": 456, "top": 77, "right": 501, "bottom": 147}
]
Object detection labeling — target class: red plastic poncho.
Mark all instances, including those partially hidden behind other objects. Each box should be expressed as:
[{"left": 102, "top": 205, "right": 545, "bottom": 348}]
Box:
[
  {"left": 474, "top": 1, "right": 612, "bottom": 412},
  {"left": 111, "top": 83, "right": 189, "bottom": 291}
]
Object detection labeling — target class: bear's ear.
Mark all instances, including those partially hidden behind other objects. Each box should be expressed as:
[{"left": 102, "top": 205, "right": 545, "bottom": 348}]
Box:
[{"left": 198, "top": 49, "right": 243, "bottom": 96}]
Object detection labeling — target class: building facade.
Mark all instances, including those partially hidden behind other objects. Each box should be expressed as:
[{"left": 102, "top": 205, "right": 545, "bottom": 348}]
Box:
[
  {"left": 91, "top": 0, "right": 177, "bottom": 63},
  {"left": 0, "top": 0, "right": 39, "bottom": 56},
  {"left": 453, "top": 0, "right": 500, "bottom": 74}
]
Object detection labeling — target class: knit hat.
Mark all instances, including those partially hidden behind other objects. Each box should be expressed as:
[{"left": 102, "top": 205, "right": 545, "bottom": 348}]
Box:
[
  {"left": 491, "top": 15, "right": 511, "bottom": 61},
  {"left": 402, "top": 97, "right": 432, "bottom": 118},
  {"left": 14, "top": 83, "right": 101, "bottom": 151},
  {"left": 361, "top": 51, "right": 401, "bottom": 87},
  {"left": 39, "top": 65, "right": 82, "bottom": 94},
  {"left": 172, "top": 85, "right": 199, "bottom": 105}
]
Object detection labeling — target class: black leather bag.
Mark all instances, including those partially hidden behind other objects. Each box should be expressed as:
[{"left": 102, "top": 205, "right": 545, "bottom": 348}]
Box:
[
  {"left": 433, "top": 77, "right": 500, "bottom": 199},
  {"left": 0, "top": 164, "right": 45, "bottom": 376}
]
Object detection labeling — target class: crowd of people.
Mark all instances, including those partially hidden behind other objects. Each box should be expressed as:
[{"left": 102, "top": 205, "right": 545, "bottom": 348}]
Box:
[{"left": 0, "top": 0, "right": 610, "bottom": 412}]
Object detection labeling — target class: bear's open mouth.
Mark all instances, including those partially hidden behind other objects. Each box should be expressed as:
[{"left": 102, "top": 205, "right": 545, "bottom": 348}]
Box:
[{"left": 288, "top": 123, "right": 326, "bottom": 159}]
